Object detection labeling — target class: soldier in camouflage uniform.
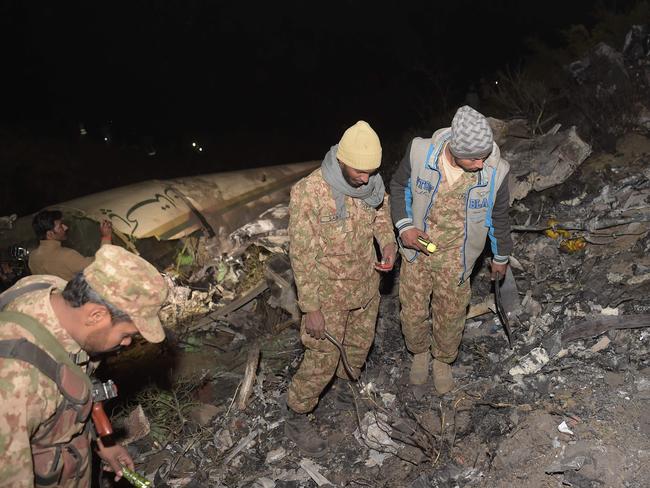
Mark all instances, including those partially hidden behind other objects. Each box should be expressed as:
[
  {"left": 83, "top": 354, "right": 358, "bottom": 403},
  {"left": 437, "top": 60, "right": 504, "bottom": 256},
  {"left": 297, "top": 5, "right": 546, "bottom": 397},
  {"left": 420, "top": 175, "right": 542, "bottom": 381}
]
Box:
[
  {"left": 0, "top": 245, "right": 168, "bottom": 487},
  {"left": 390, "top": 106, "right": 512, "bottom": 394},
  {"left": 286, "top": 121, "right": 397, "bottom": 456}
]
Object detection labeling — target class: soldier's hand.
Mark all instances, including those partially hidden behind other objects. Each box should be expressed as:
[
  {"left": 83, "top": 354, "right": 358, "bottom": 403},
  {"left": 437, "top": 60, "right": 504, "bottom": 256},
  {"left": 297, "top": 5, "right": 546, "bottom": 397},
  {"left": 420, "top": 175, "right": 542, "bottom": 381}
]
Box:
[
  {"left": 305, "top": 310, "right": 326, "bottom": 340},
  {"left": 375, "top": 243, "right": 397, "bottom": 271},
  {"left": 96, "top": 438, "right": 134, "bottom": 482},
  {"left": 401, "top": 228, "right": 432, "bottom": 254},
  {"left": 99, "top": 220, "right": 113, "bottom": 241},
  {"left": 490, "top": 260, "right": 508, "bottom": 281}
]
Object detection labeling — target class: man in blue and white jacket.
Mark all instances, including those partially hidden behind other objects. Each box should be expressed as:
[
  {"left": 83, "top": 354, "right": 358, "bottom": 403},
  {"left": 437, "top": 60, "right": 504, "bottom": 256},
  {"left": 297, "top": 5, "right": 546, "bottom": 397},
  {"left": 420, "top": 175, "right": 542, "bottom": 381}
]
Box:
[{"left": 390, "top": 105, "right": 512, "bottom": 393}]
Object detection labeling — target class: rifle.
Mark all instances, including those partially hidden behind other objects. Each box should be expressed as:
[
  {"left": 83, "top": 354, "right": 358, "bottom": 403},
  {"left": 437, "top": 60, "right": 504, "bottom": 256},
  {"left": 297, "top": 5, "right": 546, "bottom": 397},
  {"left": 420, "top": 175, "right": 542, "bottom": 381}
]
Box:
[{"left": 91, "top": 379, "right": 118, "bottom": 437}]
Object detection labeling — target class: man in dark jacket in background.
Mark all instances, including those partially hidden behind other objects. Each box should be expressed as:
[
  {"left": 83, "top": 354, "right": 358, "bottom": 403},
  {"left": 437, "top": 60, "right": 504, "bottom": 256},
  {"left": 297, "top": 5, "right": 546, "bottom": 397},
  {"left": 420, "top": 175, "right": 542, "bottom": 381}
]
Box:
[{"left": 390, "top": 105, "right": 512, "bottom": 393}]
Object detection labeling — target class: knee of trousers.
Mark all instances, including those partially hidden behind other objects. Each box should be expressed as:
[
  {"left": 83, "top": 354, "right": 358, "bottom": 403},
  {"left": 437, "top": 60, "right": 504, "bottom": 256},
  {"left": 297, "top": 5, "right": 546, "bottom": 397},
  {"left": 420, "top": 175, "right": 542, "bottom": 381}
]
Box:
[
  {"left": 401, "top": 308, "right": 431, "bottom": 338},
  {"left": 288, "top": 348, "right": 340, "bottom": 409},
  {"left": 400, "top": 296, "right": 431, "bottom": 326},
  {"left": 295, "top": 348, "right": 341, "bottom": 380},
  {"left": 400, "top": 308, "right": 431, "bottom": 330},
  {"left": 336, "top": 365, "right": 360, "bottom": 381}
]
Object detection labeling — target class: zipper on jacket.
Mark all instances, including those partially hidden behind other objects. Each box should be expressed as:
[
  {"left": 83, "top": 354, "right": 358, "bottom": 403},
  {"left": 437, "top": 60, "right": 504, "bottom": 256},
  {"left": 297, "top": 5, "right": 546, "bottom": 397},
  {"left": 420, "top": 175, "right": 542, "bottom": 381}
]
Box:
[
  {"left": 459, "top": 169, "right": 489, "bottom": 283},
  {"left": 421, "top": 142, "right": 444, "bottom": 234},
  {"left": 485, "top": 167, "right": 499, "bottom": 256},
  {"left": 407, "top": 142, "right": 443, "bottom": 263}
]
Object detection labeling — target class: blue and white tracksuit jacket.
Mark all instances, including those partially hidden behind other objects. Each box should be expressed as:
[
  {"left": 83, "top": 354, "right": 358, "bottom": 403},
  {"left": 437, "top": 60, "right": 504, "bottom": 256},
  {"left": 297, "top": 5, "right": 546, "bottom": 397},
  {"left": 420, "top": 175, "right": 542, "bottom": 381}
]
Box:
[{"left": 389, "top": 127, "right": 513, "bottom": 284}]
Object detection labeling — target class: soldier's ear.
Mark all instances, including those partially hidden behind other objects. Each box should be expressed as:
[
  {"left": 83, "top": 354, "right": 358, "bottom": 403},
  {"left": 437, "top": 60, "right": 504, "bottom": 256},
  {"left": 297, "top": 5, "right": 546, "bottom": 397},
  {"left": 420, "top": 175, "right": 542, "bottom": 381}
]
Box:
[{"left": 85, "top": 304, "right": 110, "bottom": 327}]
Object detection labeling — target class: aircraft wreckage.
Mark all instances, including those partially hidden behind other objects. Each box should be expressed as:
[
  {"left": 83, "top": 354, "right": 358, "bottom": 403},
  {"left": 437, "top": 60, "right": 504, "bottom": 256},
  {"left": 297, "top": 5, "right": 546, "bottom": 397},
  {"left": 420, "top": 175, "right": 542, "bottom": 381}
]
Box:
[{"left": 0, "top": 161, "right": 318, "bottom": 287}]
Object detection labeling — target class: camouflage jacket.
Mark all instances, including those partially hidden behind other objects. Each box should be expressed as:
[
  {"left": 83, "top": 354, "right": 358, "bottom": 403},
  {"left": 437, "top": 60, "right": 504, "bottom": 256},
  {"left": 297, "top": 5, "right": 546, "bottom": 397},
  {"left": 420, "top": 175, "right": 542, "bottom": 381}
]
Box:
[
  {"left": 0, "top": 276, "right": 89, "bottom": 487},
  {"left": 289, "top": 168, "right": 396, "bottom": 313}
]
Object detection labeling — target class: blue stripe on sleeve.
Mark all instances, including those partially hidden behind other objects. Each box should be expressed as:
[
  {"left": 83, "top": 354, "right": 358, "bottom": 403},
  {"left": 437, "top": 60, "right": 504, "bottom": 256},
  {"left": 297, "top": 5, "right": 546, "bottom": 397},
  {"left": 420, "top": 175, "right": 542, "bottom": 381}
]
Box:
[
  {"left": 405, "top": 177, "right": 413, "bottom": 220},
  {"left": 485, "top": 167, "right": 498, "bottom": 254}
]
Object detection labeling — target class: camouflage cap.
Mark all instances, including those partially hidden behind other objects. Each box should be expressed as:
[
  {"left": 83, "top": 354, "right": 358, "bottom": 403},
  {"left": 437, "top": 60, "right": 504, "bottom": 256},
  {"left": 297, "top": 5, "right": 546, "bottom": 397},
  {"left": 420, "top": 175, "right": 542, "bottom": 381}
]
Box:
[{"left": 83, "top": 245, "right": 168, "bottom": 343}]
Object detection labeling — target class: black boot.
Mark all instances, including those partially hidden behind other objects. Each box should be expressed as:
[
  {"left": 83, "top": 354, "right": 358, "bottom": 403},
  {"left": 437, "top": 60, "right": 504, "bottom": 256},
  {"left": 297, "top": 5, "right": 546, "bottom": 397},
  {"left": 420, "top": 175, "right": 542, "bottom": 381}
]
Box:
[
  {"left": 332, "top": 378, "right": 355, "bottom": 409},
  {"left": 284, "top": 404, "right": 328, "bottom": 457}
]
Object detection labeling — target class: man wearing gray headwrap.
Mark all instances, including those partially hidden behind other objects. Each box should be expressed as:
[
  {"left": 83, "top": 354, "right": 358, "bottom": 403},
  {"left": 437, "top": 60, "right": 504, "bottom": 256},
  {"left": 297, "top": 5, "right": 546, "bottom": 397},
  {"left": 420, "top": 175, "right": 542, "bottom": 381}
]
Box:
[
  {"left": 390, "top": 106, "right": 512, "bottom": 394},
  {"left": 285, "top": 121, "right": 397, "bottom": 457}
]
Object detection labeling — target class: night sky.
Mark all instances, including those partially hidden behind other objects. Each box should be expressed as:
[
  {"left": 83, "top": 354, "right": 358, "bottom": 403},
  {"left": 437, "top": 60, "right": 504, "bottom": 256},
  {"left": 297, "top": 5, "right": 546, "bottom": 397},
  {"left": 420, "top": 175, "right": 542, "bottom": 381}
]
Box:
[{"left": 0, "top": 0, "right": 635, "bottom": 215}]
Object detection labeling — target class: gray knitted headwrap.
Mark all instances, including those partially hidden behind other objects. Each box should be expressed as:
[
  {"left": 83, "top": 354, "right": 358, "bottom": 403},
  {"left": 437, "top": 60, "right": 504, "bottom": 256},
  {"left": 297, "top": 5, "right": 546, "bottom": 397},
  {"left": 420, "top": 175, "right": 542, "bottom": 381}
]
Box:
[{"left": 449, "top": 105, "right": 494, "bottom": 159}]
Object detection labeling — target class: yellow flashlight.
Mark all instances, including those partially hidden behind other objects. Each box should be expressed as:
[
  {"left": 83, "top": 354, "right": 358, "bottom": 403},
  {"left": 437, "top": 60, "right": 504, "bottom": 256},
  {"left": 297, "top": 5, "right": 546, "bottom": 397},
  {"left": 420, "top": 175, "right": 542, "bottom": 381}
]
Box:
[{"left": 417, "top": 237, "right": 437, "bottom": 253}]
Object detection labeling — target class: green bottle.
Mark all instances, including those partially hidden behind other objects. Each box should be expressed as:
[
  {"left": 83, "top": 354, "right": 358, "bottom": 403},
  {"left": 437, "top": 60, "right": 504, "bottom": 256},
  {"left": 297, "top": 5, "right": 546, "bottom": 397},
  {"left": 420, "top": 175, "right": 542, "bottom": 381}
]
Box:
[{"left": 120, "top": 465, "right": 152, "bottom": 488}]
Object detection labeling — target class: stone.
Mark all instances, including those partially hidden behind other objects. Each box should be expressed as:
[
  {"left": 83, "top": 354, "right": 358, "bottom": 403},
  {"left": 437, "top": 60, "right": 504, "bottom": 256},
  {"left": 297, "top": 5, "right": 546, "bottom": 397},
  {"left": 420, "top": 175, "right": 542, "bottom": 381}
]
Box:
[
  {"left": 590, "top": 336, "right": 611, "bottom": 352},
  {"left": 509, "top": 347, "right": 550, "bottom": 376},
  {"left": 604, "top": 372, "right": 625, "bottom": 387},
  {"left": 265, "top": 447, "right": 287, "bottom": 464},
  {"left": 188, "top": 403, "right": 223, "bottom": 426}
]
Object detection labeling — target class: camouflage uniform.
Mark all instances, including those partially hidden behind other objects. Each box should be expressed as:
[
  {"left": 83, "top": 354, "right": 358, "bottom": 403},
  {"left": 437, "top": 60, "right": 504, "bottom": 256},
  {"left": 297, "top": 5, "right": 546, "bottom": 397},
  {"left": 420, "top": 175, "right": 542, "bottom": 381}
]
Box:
[
  {"left": 287, "top": 168, "right": 395, "bottom": 413},
  {"left": 0, "top": 275, "right": 92, "bottom": 488},
  {"left": 0, "top": 245, "right": 168, "bottom": 487},
  {"left": 399, "top": 169, "right": 473, "bottom": 362}
]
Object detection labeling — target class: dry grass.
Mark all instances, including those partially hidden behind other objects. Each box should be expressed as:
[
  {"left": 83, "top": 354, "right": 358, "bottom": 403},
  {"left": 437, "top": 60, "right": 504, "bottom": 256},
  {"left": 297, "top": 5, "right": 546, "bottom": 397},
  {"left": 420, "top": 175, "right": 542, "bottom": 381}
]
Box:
[{"left": 113, "top": 377, "right": 201, "bottom": 446}]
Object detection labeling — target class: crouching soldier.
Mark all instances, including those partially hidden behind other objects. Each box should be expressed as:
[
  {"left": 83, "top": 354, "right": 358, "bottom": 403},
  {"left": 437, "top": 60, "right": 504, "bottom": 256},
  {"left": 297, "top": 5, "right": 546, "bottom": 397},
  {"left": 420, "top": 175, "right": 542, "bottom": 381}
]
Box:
[
  {"left": 285, "top": 121, "right": 397, "bottom": 456},
  {"left": 0, "top": 245, "right": 168, "bottom": 487}
]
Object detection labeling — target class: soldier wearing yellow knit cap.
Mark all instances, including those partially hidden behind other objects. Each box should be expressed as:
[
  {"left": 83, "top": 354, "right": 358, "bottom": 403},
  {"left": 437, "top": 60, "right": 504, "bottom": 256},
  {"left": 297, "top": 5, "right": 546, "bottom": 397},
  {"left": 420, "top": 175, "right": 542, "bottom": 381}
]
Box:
[{"left": 284, "top": 121, "right": 397, "bottom": 457}]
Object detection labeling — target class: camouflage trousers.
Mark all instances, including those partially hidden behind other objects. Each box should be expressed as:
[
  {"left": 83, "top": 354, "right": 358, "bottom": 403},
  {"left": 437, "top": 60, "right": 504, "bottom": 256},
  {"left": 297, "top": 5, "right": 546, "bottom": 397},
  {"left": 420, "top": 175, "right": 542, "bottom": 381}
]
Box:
[
  {"left": 287, "top": 293, "right": 379, "bottom": 413},
  {"left": 399, "top": 250, "right": 470, "bottom": 363}
]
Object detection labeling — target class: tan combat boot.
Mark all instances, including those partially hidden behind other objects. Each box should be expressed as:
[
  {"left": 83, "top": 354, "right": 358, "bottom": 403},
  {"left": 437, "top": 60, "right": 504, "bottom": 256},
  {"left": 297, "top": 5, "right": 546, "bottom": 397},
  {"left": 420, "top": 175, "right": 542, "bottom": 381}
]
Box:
[
  {"left": 284, "top": 407, "right": 328, "bottom": 457},
  {"left": 409, "top": 352, "right": 430, "bottom": 385},
  {"left": 432, "top": 359, "right": 454, "bottom": 394}
]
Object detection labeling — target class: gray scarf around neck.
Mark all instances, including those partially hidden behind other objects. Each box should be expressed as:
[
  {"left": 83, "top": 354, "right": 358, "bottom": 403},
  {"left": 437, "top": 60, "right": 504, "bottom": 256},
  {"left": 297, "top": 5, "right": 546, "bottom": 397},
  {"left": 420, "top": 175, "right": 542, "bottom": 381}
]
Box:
[{"left": 321, "top": 145, "right": 385, "bottom": 220}]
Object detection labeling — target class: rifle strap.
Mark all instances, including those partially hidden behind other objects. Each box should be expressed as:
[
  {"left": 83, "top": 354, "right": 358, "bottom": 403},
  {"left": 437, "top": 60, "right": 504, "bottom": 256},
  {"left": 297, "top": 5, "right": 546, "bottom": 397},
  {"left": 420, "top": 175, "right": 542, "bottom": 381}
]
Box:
[
  {"left": 0, "top": 282, "right": 52, "bottom": 310},
  {"left": 0, "top": 311, "right": 79, "bottom": 369},
  {"left": 0, "top": 338, "right": 59, "bottom": 383}
]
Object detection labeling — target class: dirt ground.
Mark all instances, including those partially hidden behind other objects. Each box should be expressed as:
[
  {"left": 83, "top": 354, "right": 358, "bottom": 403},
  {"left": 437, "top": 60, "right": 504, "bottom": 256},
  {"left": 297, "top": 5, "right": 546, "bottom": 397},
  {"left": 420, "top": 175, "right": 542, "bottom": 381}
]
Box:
[{"left": 99, "top": 134, "right": 650, "bottom": 488}]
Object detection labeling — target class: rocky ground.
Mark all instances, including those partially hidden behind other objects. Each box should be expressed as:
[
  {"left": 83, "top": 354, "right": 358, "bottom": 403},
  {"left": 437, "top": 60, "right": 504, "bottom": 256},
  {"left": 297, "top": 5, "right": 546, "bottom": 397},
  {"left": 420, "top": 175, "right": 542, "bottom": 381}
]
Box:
[{"left": 96, "top": 131, "right": 650, "bottom": 488}]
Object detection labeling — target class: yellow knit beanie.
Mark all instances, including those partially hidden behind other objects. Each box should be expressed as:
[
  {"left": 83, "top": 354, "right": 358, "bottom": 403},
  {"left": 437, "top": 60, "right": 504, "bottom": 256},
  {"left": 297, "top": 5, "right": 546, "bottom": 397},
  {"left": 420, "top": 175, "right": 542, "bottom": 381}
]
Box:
[{"left": 336, "top": 120, "right": 382, "bottom": 170}]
